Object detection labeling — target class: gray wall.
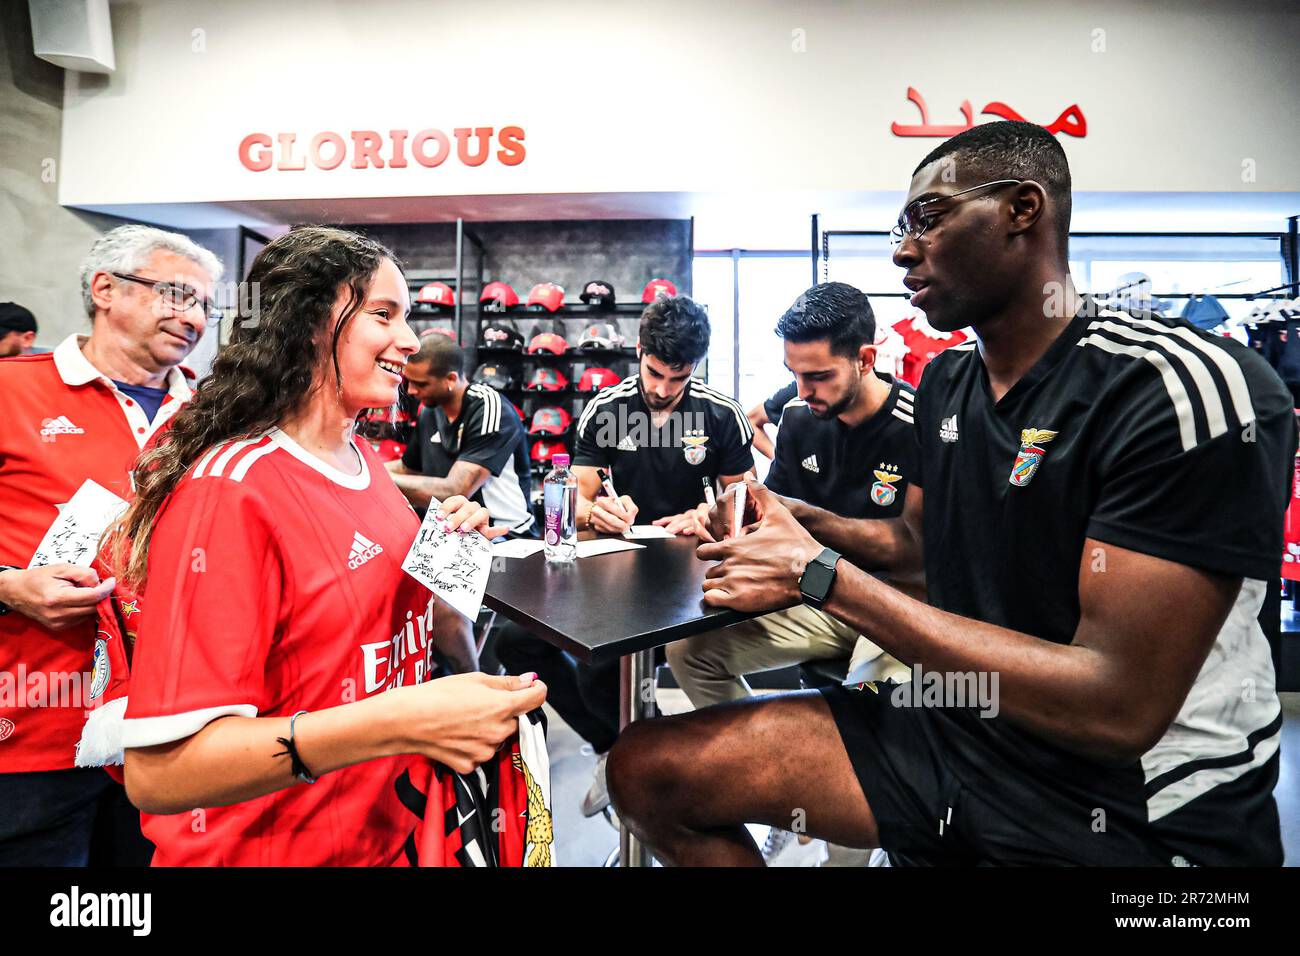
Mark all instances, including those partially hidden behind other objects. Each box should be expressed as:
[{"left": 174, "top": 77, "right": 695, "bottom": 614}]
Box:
[
  {"left": 0, "top": 7, "right": 237, "bottom": 364},
  {"left": 350, "top": 219, "right": 691, "bottom": 297},
  {"left": 0, "top": 5, "right": 125, "bottom": 348}
]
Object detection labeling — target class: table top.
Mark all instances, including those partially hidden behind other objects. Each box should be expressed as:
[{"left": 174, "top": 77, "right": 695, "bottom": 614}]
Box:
[{"left": 483, "top": 535, "right": 753, "bottom": 663}]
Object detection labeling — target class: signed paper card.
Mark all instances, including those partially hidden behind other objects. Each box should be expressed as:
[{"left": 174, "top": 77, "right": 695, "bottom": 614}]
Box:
[
  {"left": 623, "top": 525, "right": 673, "bottom": 540},
  {"left": 401, "top": 513, "right": 493, "bottom": 620},
  {"left": 28, "top": 480, "right": 128, "bottom": 569},
  {"left": 574, "top": 538, "right": 645, "bottom": 559},
  {"left": 490, "top": 538, "right": 547, "bottom": 560}
]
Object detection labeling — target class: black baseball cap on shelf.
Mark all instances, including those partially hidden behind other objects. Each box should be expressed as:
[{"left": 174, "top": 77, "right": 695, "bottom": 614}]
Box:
[
  {"left": 472, "top": 363, "right": 516, "bottom": 390},
  {"left": 579, "top": 280, "right": 616, "bottom": 310},
  {"left": 0, "top": 302, "right": 36, "bottom": 334},
  {"left": 480, "top": 320, "right": 525, "bottom": 351}
]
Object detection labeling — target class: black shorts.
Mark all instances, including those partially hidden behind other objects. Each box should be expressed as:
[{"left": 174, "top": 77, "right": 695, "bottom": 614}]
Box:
[{"left": 821, "top": 682, "right": 1210, "bottom": 866}]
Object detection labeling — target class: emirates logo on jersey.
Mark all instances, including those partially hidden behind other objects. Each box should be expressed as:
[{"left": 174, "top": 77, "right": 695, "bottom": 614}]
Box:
[
  {"left": 0, "top": 717, "right": 13, "bottom": 741},
  {"left": 347, "top": 531, "right": 384, "bottom": 569}
]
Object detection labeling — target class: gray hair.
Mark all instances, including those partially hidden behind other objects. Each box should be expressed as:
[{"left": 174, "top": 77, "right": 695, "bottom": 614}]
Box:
[{"left": 79, "top": 225, "right": 225, "bottom": 318}]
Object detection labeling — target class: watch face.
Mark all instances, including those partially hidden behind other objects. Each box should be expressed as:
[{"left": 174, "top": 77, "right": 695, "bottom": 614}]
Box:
[{"left": 800, "top": 562, "right": 832, "bottom": 605}]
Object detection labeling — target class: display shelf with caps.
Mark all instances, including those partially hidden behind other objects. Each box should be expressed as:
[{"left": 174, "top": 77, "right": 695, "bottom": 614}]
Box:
[
  {"left": 475, "top": 274, "right": 683, "bottom": 521},
  {"left": 517, "top": 346, "right": 639, "bottom": 362}
]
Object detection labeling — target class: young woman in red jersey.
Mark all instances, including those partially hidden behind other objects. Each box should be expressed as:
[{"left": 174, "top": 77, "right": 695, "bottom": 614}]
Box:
[{"left": 111, "top": 227, "right": 546, "bottom": 866}]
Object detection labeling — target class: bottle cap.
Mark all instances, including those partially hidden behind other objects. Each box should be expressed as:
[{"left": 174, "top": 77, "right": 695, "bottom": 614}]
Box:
[{"left": 552, "top": 453, "right": 570, "bottom": 468}]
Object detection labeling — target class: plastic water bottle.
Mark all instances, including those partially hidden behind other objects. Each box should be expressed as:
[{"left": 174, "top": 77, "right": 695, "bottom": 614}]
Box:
[{"left": 543, "top": 453, "right": 578, "bottom": 563}]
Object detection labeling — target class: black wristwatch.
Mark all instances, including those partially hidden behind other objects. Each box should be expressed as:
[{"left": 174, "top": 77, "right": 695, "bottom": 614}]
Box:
[
  {"left": 798, "top": 548, "right": 841, "bottom": 610},
  {"left": 0, "top": 566, "right": 20, "bottom": 616}
]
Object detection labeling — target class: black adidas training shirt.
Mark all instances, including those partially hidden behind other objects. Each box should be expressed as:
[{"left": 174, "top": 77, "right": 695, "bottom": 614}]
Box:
[
  {"left": 765, "top": 380, "right": 917, "bottom": 518},
  {"left": 909, "top": 300, "right": 1297, "bottom": 865},
  {"left": 573, "top": 374, "right": 755, "bottom": 521},
  {"left": 401, "top": 383, "right": 533, "bottom": 533}
]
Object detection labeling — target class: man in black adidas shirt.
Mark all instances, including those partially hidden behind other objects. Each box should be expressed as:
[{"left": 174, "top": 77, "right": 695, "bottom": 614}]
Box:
[
  {"left": 498, "top": 295, "right": 754, "bottom": 820},
  {"left": 608, "top": 121, "right": 1296, "bottom": 866},
  {"left": 573, "top": 295, "right": 754, "bottom": 534},
  {"left": 667, "top": 283, "right": 918, "bottom": 710},
  {"left": 387, "top": 334, "right": 533, "bottom": 535}
]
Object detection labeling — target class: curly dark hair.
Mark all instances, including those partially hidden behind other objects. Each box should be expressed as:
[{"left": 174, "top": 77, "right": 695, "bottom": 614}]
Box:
[
  {"left": 775, "top": 282, "right": 875, "bottom": 358},
  {"left": 638, "top": 294, "right": 710, "bottom": 367},
  {"left": 113, "top": 225, "right": 398, "bottom": 585}
]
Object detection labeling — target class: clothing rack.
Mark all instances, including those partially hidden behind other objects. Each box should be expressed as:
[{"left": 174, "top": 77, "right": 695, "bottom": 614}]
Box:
[{"left": 1245, "top": 280, "right": 1300, "bottom": 301}]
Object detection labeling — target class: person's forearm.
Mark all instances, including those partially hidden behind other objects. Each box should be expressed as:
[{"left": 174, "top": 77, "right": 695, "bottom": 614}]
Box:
[
  {"left": 0, "top": 569, "right": 19, "bottom": 608},
  {"left": 430, "top": 601, "right": 479, "bottom": 673},
  {"left": 752, "top": 428, "right": 775, "bottom": 460},
  {"left": 786, "top": 498, "right": 922, "bottom": 577},
  {"left": 124, "top": 692, "right": 404, "bottom": 814},
  {"left": 820, "top": 564, "right": 1138, "bottom": 764},
  {"left": 391, "top": 473, "right": 461, "bottom": 509}
]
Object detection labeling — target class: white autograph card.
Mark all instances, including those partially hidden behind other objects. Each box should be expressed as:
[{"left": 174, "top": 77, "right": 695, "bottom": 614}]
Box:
[
  {"left": 28, "top": 480, "right": 128, "bottom": 569},
  {"left": 401, "top": 513, "right": 493, "bottom": 620}
]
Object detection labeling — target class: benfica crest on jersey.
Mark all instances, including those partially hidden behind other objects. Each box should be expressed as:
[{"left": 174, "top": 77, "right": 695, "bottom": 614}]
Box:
[
  {"left": 870, "top": 468, "right": 903, "bottom": 507},
  {"left": 90, "top": 635, "right": 111, "bottom": 700},
  {"left": 1009, "top": 427, "right": 1059, "bottom": 487},
  {"left": 682, "top": 432, "right": 709, "bottom": 466}
]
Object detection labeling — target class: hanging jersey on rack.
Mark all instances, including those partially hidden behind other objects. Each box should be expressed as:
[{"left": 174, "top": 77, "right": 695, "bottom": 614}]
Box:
[
  {"left": 872, "top": 325, "right": 909, "bottom": 381},
  {"left": 1283, "top": 413, "right": 1300, "bottom": 581},
  {"left": 892, "top": 316, "right": 969, "bottom": 387}
]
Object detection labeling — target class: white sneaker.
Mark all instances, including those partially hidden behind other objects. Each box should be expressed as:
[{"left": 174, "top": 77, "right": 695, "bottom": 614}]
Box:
[
  {"left": 761, "top": 828, "right": 828, "bottom": 867},
  {"left": 581, "top": 752, "right": 610, "bottom": 817}
]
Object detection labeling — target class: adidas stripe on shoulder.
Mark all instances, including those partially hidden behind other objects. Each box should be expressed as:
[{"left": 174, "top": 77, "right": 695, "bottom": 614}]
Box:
[
  {"left": 892, "top": 386, "right": 915, "bottom": 425},
  {"left": 689, "top": 379, "right": 754, "bottom": 441},
  {"left": 467, "top": 383, "right": 503, "bottom": 436},
  {"left": 191, "top": 436, "right": 278, "bottom": 483},
  {"left": 576, "top": 376, "right": 638, "bottom": 434},
  {"left": 1077, "top": 308, "right": 1256, "bottom": 452}
]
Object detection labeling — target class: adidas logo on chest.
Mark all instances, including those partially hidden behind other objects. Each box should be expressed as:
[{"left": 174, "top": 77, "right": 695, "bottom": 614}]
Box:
[
  {"left": 348, "top": 531, "right": 384, "bottom": 569},
  {"left": 939, "top": 415, "right": 959, "bottom": 443},
  {"left": 801, "top": 454, "right": 820, "bottom": 474},
  {"left": 40, "top": 415, "right": 85, "bottom": 437}
]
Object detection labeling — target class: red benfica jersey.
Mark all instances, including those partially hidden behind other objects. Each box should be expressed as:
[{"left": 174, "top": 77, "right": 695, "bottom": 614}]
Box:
[
  {"left": 121, "top": 429, "right": 442, "bottom": 866},
  {"left": 893, "top": 317, "right": 969, "bottom": 387},
  {"left": 0, "top": 336, "right": 191, "bottom": 771}
]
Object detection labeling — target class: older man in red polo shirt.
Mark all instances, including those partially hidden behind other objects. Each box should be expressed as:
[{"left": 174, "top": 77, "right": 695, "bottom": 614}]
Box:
[{"left": 0, "top": 224, "right": 221, "bottom": 865}]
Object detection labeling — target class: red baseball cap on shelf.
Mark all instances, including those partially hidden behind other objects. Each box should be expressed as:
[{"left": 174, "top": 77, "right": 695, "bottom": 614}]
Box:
[
  {"left": 527, "top": 283, "right": 566, "bottom": 312},
  {"left": 530, "top": 438, "right": 567, "bottom": 465},
  {"left": 420, "top": 325, "right": 457, "bottom": 340},
  {"left": 480, "top": 281, "right": 519, "bottom": 311},
  {"left": 527, "top": 331, "right": 570, "bottom": 355},
  {"left": 529, "top": 405, "right": 573, "bottom": 435},
  {"left": 577, "top": 367, "right": 619, "bottom": 392},
  {"left": 417, "top": 281, "right": 456, "bottom": 307},
  {"left": 641, "top": 278, "right": 678, "bottom": 302},
  {"left": 525, "top": 367, "right": 569, "bottom": 392}
]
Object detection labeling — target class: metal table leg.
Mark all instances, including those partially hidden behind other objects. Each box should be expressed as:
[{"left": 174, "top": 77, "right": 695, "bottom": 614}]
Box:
[{"left": 618, "top": 648, "right": 657, "bottom": 867}]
